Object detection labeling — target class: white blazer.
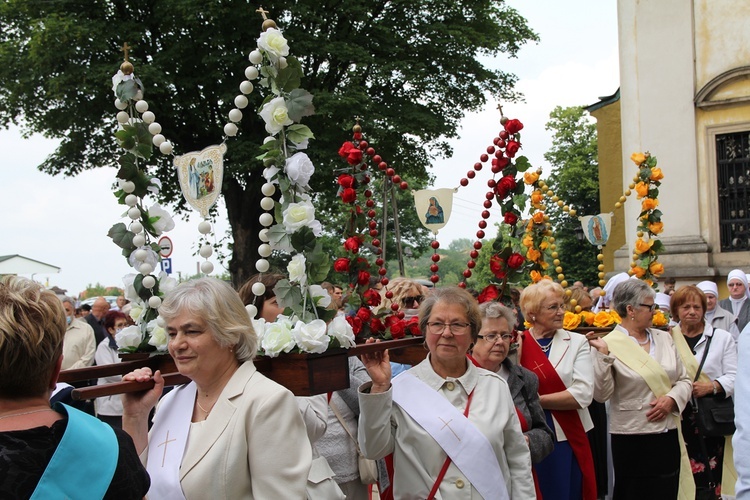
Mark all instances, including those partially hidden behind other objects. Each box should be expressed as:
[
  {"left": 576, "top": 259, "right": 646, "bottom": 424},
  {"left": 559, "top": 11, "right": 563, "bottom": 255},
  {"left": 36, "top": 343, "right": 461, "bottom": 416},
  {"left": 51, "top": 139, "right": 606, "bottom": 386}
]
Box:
[
  {"left": 691, "top": 323, "right": 737, "bottom": 397},
  {"left": 544, "top": 329, "right": 595, "bottom": 440}
]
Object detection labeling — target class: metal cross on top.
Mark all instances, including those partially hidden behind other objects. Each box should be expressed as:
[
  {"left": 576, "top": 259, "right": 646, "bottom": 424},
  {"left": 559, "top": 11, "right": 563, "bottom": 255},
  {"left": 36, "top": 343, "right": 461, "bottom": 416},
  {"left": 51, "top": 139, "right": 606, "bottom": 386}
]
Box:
[
  {"left": 121, "top": 42, "right": 132, "bottom": 62},
  {"left": 256, "top": 6, "right": 270, "bottom": 19},
  {"left": 496, "top": 103, "right": 504, "bottom": 116}
]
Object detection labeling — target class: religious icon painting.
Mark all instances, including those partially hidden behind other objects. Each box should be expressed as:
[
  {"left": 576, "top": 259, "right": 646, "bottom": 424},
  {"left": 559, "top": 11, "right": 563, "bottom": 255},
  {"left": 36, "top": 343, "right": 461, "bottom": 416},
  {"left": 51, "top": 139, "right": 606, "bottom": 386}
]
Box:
[
  {"left": 174, "top": 143, "right": 227, "bottom": 217},
  {"left": 579, "top": 213, "right": 612, "bottom": 246},
  {"left": 414, "top": 188, "right": 455, "bottom": 234}
]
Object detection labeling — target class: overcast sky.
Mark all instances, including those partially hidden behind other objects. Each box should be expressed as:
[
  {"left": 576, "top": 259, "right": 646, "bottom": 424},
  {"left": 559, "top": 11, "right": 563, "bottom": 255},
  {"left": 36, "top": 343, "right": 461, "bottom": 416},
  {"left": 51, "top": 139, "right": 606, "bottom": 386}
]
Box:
[{"left": 0, "top": 0, "right": 619, "bottom": 297}]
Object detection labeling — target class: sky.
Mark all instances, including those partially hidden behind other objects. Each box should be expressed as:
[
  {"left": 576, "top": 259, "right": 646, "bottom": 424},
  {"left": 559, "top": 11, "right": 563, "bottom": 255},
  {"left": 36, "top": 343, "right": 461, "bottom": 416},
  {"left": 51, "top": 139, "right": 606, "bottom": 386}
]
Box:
[{"left": 0, "top": 0, "right": 620, "bottom": 298}]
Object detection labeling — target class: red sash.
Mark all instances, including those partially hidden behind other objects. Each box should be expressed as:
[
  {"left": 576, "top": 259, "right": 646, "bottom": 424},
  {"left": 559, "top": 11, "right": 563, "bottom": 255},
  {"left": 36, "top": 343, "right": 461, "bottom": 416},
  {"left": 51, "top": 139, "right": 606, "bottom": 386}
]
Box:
[{"left": 519, "top": 331, "right": 596, "bottom": 500}]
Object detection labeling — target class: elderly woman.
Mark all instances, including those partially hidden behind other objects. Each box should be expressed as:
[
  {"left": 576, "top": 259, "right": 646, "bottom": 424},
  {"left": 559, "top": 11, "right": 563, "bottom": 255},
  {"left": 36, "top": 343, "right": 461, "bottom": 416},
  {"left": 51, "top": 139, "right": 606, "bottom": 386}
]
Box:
[
  {"left": 519, "top": 279, "right": 596, "bottom": 500},
  {"left": 94, "top": 310, "right": 129, "bottom": 428},
  {"left": 670, "top": 285, "right": 737, "bottom": 496},
  {"left": 720, "top": 269, "right": 750, "bottom": 332},
  {"left": 122, "top": 277, "right": 311, "bottom": 499},
  {"left": 358, "top": 286, "right": 534, "bottom": 499},
  {"left": 588, "top": 279, "right": 693, "bottom": 499},
  {"left": 0, "top": 276, "right": 149, "bottom": 498},
  {"left": 472, "top": 301, "right": 553, "bottom": 497}
]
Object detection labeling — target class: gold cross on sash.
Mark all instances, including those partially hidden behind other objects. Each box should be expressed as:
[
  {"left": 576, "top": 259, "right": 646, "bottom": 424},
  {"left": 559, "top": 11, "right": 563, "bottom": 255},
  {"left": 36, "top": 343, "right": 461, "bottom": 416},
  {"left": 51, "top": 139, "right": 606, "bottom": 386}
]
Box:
[
  {"left": 157, "top": 430, "right": 177, "bottom": 467},
  {"left": 532, "top": 361, "right": 547, "bottom": 379},
  {"left": 438, "top": 417, "right": 461, "bottom": 441}
]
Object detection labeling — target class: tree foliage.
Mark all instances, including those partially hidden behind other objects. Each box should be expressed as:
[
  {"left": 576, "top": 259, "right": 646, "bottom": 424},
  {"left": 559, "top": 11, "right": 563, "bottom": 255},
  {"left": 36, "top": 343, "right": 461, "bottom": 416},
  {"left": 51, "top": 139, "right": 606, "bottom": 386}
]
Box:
[
  {"left": 543, "top": 105, "right": 600, "bottom": 285},
  {"left": 0, "top": 0, "right": 538, "bottom": 287}
]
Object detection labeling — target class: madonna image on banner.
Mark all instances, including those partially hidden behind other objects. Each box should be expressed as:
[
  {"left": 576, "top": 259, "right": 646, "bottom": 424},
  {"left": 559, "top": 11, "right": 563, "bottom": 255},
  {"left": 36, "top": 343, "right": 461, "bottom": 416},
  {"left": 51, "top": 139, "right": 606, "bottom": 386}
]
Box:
[
  {"left": 579, "top": 213, "right": 612, "bottom": 246},
  {"left": 174, "top": 143, "right": 227, "bottom": 218},
  {"left": 414, "top": 188, "right": 454, "bottom": 233}
]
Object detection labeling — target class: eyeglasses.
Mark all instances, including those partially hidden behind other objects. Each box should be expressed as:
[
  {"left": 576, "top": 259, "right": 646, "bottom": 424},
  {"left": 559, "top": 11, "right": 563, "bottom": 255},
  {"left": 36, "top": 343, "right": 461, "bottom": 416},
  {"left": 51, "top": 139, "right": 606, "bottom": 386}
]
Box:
[
  {"left": 729, "top": 282, "right": 746, "bottom": 287},
  {"left": 478, "top": 333, "right": 514, "bottom": 343},
  {"left": 402, "top": 295, "right": 424, "bottom": 308},
  {"left": 426, "top": 322, "right": 471, "bottom": 335},
  {"left": 544, "top": 304, "right": 566, "bottom": 312},
  {"left": 638, "top": 303, "right": 658, "bottom": 312}
]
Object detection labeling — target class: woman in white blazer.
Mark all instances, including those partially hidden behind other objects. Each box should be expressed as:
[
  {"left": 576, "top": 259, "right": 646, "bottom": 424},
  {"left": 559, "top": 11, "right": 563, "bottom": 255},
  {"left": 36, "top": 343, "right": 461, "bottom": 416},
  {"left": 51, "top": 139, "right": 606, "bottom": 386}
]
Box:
[
  {"left": 589, "top": 279, "right": 692, "bottom": 499},
  {"left": 519, "top": 279, "right": 596, "bottom": 500},
  {"left": 122, "top": 277, "right": 312, "bottom": 499}
]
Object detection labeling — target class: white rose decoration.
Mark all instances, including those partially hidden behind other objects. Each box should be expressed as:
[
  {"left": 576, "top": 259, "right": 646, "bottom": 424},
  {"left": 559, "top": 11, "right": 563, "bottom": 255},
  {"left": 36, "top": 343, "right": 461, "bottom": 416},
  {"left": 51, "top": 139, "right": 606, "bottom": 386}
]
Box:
[
  {"left": 284, "top": 152, "right": 315, "bottom": 188},
  {"left": 282, "top": 200, "right": 316, "bottom": 232},
  {"left": 259, "top": 96, "right": 294, "bottom": 135},
  {"left": 128, "top": 304, "right": 145, "bottom": 323},
  {"left": 251, "top": 318, "right": 267, "bottom": 343},
  {"left": 257, "top": 28, "right": 290, "bottom": 63},
  {"left": 116, "top": 325, "right": 143, "bottom": 349},
  {"left": 122, "top": 273, "right": 141, "bottom": 303},
  {"left": 261, "top": 318, "right": 296, "bottom": 357},
  {"left": 287, "top": 254, "right": 307, "bottom": 286},
  {"left": 327, "top": 316, "right": 356, "bottom": 348},
  {"left": 128, "top": 246, "right": 160, "bottom": 272},
  {"left": 292, "top": 319, "right": 329, "bottom": 354},
  {"left": 147, "top": 203, "right": 175, "bottom": 235},
  {"left": 309, "top": 285, "right": 332, "bottom": 308},
  {"left": 146, "top": 319, "right": 168, "bottom": 351},
  {"left": 112, "top": 69, "right": 134, "bottom": 96},
  {"left": 158, "top": 271, "right": 178, "bottom": 294}
]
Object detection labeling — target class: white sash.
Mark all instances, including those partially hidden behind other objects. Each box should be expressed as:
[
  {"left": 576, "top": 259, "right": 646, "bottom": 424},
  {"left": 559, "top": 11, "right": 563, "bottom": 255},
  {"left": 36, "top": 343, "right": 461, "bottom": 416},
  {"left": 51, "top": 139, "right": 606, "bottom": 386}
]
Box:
[
  {"left": 146, "top": 382, "right": 196, "bottom": 500},
  {"left": 392, "top": 372, "right": 508, "bottom": 500}
]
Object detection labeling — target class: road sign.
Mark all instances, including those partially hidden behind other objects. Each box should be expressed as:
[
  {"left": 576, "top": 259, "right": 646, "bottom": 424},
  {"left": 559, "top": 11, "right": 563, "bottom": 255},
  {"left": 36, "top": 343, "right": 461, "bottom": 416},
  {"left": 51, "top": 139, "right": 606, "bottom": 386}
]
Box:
[
  {"left": 160, "top": 258, "right": 172, "bottom": 275},
  {"left": 158, "top": 236, "right": 173, "bottom": 258}
]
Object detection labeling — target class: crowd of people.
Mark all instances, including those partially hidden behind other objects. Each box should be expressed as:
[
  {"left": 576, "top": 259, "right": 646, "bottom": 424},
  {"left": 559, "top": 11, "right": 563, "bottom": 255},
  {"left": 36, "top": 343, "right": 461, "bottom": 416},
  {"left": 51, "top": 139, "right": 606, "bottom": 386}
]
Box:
[{"left": 1, "top": 268, "right": 749, "bottom": 499}]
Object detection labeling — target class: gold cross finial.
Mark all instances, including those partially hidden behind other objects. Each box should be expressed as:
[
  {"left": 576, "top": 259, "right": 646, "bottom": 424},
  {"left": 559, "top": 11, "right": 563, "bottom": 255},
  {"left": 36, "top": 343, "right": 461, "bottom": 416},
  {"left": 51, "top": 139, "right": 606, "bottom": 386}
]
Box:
[
  {"left": 496, "top": 103, "right": 504, "bottom": 116},
  {"left": 354, "top": 116, "right": 362, "bottom": 124},
  {"left": 121, "top": 42, "right": 131, "bottom": 62},
  {"left": 256, "top": 6, "right": 269, "bottom": 19}
]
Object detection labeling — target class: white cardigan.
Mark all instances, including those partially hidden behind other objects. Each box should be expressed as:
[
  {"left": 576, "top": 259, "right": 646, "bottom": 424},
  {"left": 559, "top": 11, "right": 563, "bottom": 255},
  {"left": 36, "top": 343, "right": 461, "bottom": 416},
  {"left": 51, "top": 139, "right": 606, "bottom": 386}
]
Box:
[{"left": 690, "top": 323, "right": 737, "bottom": 397}]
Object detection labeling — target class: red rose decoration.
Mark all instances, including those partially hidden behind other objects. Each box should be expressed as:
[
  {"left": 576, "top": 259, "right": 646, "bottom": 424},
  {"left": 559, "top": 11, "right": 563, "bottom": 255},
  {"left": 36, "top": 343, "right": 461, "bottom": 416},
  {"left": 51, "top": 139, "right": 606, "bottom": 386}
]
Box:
[
  {"left": 505, "top": 141, "right": 520, "bottom": 158},
  {"left": 363, "top": 288, "right": 382, "bottom": 307},
  {"left": 337, "top": 174, "right": 355, "bottom": 188},
  {"left": 507, "top": 252, "right": 525, "bottom": 269},
  {"left": 490, "top": 254, "right": 507, "bottom": 280},
  {"left": 338, "top": 141, "right": 356, "bottom": 158},
  {"left": 344, "top": 236, "right": 362, "bottom": 253},
  {"left": 504, "top": 119, "right": 524, "bottom": 135},
  {"left": 357, "top": 270, "right": 370, "bottom": 286},
  {"left": 345, "top": 315, "right": 363, "bottom": 335},
  {"left": 405, "top": 317, "right": 422, "bottom": 336},
  {"left": 477, "top": 285, "right": 500, "bottom": 303},
  {"left": 340, "top": 187, "right": 357, "bottom": 204},
  {"left": 503, "top": 211, "right": 518, "bottom": 226},
  {"left": 494, "top": 175, "right": 517, "bottom": 198},
  {"left": 347, "top": 149, "right": 363, "bottom": 165},
  {"left": 333, "top": 257, "right": 350, "bottom": 273},
  {"left": 386, "top": 317, "right": 406, "bottom": 339},
  {"left": 356, "top": 306, "right": 372, "bottom": 323},
  {"left": 370, "top": 317, "right": 385, "bottom": 334}
]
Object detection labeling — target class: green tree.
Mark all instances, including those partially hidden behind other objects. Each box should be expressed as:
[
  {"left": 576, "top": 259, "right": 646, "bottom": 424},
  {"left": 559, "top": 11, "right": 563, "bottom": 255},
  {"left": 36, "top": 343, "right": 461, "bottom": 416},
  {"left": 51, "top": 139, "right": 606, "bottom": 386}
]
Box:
[
  {"left": 543, "top": 106, "right": 600, "bottom": 285},
  {"left": 0, "top": 0, "right": 537, "bottom": 287},
  {"left": 80, "top": 283, "right": 123, "bottom": 300}
]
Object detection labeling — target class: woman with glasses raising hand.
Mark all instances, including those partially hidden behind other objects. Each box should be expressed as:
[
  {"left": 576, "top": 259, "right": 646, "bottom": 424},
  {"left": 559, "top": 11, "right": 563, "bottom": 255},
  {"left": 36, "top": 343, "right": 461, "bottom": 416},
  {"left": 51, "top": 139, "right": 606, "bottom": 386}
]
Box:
[
  {"left": 358, "top": 287, "right": 534, "bottom": 499},
  {"left": 588, "top": 279, "right": 693, "bottom": 499},
  {"left": 519, "top": 279, "right": 597, "bottom": 500}
]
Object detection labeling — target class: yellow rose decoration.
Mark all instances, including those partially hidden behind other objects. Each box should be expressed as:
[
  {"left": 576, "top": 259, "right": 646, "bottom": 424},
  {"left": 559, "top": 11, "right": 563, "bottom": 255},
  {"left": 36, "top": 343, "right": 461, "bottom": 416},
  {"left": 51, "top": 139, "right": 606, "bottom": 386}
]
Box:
[
  {"left": 531, "top": 190, "right": 543, "bottom": 207},
  {"left": 563, "top": 311, "right": 582, "bottom": 330},
  {"left": 530, "top": 270, "right": 542, "bottom": 283},
  {"left": 652, "top": 310, "right": 668, "bottom": 327},
  {"left": 580, "top": 311, "right": 596, "bottom": 326},
  {"left": 649, "top": 261, "right": 664, "bottom": 276},
  {"left": 648, "top": 221, "right": 663, "bottom": 234},
  {"left": 641, "top": 198, "right": 659, "bottom": 211},
  {"left": 649, "top": 168, "right": 664, "bottom": 181},
  {"left": 526, "top": 247, "right": 542, "bottom": 263},
  {"left": 524, "top": 320, "right": 533, "bottom": 329},
  {"left": 610, "top": 310, "right": 622, "bottom": 323},
  {"left": 524, "top": 171, "right": 540, "bottom": 185},
  {"left": 532, "top": 212, "right": 545, "bottom": 224},
  {"left": 635, "top": 238, "right": 654, "bottom": 255},
  {"left": 635, "top": 182, "right": 649, "bottom": 199},
  {"left": 631, "top": 152, "right": 647, "bottom": 165},
  {"left": 632, "top": 265, "right": 646, "bottom": 278},
  {"left": 540, "top": 240, "right": 549, "bottom": 250},
  {"left": 593, "top": 311, "right": 616, "bottom": 327},
  {"left": 522, "top": 234, "right": 534, "bottom": 248}
]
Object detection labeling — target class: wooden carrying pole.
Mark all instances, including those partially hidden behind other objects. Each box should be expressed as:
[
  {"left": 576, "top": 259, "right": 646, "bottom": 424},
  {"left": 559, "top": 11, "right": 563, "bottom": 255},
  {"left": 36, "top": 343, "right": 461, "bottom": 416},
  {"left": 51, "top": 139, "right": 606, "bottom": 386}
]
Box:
[{"left": 65, "top": 336, "right": 426, "bottom": 400}]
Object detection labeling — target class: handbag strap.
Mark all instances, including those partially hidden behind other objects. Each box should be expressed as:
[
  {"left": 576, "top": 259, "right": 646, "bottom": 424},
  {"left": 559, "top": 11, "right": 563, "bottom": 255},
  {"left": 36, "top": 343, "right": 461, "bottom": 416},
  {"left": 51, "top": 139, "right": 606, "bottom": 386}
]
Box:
[
  {"left": 329, "top": 398, "right": 363, "bottom": 455},
  {"left": 693, "top": 332, "right": 713, "bottom": 382}
]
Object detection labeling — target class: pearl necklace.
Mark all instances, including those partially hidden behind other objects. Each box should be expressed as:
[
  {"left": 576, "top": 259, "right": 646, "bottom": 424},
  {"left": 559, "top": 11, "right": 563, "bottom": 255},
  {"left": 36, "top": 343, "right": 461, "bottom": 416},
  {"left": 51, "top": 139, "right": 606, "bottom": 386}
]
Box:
[
  {"left": 633, "top": 331, "right": 651, "bottom": 345},
  {"left": 0, "top": 408, "right": 54, "bottom": 420}
]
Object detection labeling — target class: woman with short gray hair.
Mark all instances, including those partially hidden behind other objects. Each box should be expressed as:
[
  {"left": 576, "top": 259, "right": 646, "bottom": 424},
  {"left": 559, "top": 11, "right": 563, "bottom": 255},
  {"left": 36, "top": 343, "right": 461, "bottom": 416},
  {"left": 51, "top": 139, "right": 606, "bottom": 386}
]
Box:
[{"left": 589, "top": 279, "right": 693, "bottom": 498}]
